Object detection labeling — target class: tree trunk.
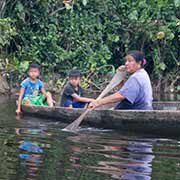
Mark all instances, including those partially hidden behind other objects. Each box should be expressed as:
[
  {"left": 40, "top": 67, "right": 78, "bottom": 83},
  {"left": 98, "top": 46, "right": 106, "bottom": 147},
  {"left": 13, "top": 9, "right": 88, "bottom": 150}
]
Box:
[{"left": 0, "top": 75, "right": 10, "bottom": 94}]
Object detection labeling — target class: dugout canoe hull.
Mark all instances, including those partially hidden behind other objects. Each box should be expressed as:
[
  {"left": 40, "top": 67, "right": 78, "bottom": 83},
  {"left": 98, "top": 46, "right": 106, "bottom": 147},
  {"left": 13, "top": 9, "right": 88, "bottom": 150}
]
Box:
[{"left": 22, "top": 101, "right": 180, "bottom": 136}]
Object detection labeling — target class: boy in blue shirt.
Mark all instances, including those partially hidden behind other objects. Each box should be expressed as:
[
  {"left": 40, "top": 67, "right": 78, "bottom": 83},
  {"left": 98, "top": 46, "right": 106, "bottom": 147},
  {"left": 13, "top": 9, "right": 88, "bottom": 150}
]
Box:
[
  {"left": 16, "top": 63, "right": 53, "bottom": 115},
  {"left": 60, "top": 69, "right": 94, "bottom": 108}
]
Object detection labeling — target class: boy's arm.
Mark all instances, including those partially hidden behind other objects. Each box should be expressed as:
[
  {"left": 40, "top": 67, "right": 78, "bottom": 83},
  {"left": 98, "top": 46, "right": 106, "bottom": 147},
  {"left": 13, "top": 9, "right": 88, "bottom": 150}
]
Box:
[
  {"left": 16, "top": 88, "right": 25, "bottom": 115},
  {"left": 72, "top": 93, "right": 94, "bottom": 103},
  {"left": 41, "top": 88, "right": 46, "bottom": 95},
  {"left": 39, "top": 80, "right": 46, "bottom": 95}
]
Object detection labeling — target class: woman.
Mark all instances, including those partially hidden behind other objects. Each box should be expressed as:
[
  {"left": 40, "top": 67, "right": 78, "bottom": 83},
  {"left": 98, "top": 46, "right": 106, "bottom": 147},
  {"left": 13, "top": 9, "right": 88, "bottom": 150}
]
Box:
[{"left": 89, "top": 50, "right": 153, "bottom": 110}]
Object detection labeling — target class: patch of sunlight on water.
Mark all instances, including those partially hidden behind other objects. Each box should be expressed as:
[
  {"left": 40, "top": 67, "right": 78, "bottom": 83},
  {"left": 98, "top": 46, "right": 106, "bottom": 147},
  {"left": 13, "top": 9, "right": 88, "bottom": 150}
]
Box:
[{"left": 0, "top": 96, "right": 180, "bottom": 180}]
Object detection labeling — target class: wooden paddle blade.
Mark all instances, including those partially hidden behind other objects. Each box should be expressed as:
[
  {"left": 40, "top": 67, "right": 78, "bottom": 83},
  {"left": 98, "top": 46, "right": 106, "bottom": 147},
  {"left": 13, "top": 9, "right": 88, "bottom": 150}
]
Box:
[
  {"left": 63, "top": 108, "right": 91, "bottom": 132},
  {"left": 97, "top": 71, "right": 126, "bottom": 100}
]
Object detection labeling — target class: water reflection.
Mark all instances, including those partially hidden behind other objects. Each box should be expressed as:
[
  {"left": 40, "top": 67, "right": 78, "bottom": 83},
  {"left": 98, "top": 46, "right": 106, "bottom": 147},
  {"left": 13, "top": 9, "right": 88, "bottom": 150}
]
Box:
[
  {"left": 15, "top": 127, "right": 51, "bottom": 137},
  {"left": 15, "top": 127, "right": 51, "bottom": 180},
  {"left": 68, "top": 133, "right": 154, "bottom": 180}
]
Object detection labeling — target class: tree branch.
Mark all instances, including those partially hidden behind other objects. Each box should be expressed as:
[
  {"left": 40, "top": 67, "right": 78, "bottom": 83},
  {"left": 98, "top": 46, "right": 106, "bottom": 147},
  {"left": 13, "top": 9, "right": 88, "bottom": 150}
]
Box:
[{"left": 49, "top": 7, "right": 65, "bottom": 16}]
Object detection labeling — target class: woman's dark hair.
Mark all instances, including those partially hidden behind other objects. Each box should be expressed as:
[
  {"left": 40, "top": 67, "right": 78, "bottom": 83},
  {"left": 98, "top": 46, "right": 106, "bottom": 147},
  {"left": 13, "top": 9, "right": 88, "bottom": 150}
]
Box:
[
  {"left": 28, "top": 63, "right": 40, "bottom": 71},
  {"left": 127, "top": 50, "right": 146, "bottom": 65}
]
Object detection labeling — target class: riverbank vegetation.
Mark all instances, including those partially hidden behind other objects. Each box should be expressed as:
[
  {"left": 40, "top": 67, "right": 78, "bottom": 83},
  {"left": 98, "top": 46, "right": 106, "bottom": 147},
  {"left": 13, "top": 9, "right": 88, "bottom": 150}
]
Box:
[{"left": 0, "top": 0, "right": 180, "bottom": 93}]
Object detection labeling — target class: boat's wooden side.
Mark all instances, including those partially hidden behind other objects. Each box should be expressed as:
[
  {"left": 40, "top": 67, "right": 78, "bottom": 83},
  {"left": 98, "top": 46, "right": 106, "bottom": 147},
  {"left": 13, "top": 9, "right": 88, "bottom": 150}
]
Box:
[
  {"left": 22, "top": 101, "right": 180, "bottom": 136},
  {"left": 152, "top": 101, "right": 180, "bottom": 110}
]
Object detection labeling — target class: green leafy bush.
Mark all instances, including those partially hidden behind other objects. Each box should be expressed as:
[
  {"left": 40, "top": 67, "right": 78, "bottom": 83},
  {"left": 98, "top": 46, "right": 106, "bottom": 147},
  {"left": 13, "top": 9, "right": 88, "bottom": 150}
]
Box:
[{"left": 0, "top": 0, "right": 180, "bottom": 90}]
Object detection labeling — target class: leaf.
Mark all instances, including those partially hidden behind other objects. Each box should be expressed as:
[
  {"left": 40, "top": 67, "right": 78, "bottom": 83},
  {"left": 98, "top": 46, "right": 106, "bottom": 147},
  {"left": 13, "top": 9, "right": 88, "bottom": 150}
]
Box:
[
  {"left": 174, "top": 0, "right": 180, "bottom": 7},
  {"left": 168, "top": 32, "right": 175, "bottom": 40},
  {"left": 16, "top": 2, "right": 24, "bottom": 12},
  {"left": 128, "top": 10, "right": 138, "bottom": 20},
  {"left": 177, "top": 85, "right": 180, "bottom": 91},
  {"left": 19, "top": 61, "right": 29, "bottom": 72},
  {"left": 82, "top": 0, "right": 87, "bottom": 6},
  {"left": 107, "top": 34, "right": 119, "bottom": 43},
  {"left": 65, "top": 3, "right": 72, "bottom": 10},
  {"left": 114, "top": 36, "right": 119, "bottom": 42},
  {"left": 159, "top": 62, "right": 166, "bottom": 71}
]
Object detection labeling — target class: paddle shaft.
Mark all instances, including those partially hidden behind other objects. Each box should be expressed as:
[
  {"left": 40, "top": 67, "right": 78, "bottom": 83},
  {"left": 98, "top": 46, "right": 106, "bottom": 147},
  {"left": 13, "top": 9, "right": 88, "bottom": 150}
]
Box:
[{"left": 64, "top": 70, "right": 126, "bottom": 132}]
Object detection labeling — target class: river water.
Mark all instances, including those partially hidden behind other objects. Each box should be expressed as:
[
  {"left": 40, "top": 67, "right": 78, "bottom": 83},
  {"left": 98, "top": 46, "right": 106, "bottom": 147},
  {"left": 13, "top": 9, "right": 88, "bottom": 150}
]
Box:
[{"left": 0, "top": 96, "right": 180, "bottom": 180}]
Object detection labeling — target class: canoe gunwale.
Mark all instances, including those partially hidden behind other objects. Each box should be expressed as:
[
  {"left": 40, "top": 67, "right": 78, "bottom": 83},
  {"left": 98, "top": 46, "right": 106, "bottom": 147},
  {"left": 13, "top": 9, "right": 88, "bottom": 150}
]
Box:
[{"left": 22, "top": 104, "right": 180, "bottom": 113}]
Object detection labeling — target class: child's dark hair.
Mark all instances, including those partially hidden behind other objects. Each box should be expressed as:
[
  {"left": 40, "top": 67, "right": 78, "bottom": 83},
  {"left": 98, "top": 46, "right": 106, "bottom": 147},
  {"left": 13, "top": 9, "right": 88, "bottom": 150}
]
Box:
[
  {"left": 68, "top": 69, "right": 81, "bottom": 77},
  {"left": 28, "top": 63, "right": 40, "bottom": 71},
  {"left": 127, "top": 50, "right": 147, "bottom": 65}
]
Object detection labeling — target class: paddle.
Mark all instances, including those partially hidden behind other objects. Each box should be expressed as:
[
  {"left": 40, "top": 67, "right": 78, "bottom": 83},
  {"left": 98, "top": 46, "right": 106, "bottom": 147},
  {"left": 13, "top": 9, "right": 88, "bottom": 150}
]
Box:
[{"left": 63, "top": 70, "right": 126, "bottom": 132}]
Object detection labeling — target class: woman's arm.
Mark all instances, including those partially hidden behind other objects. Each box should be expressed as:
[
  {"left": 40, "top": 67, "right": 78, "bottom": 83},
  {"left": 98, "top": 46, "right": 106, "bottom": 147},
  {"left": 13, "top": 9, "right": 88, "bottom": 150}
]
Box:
[{"left": 89, "top": 92, "right": 125, "bottom": 108}]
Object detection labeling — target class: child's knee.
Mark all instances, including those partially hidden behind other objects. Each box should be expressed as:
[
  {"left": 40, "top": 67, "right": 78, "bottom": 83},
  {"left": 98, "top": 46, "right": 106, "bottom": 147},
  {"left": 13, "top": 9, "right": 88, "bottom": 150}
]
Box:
[
  {"left": 25, "top": 99, "right": 31, "bottom": 105},
  {"left": 46, "top": 92, "right": 52, "bottom": 98},
  {"left": 64, "top": 100, "right": 73, "bottom": 107}
]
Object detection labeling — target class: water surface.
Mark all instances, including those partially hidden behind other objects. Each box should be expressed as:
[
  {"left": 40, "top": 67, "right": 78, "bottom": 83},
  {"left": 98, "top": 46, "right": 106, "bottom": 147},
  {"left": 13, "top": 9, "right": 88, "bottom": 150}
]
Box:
[{"left": 0, "top": 96, "right": 180, "bottom": 180}]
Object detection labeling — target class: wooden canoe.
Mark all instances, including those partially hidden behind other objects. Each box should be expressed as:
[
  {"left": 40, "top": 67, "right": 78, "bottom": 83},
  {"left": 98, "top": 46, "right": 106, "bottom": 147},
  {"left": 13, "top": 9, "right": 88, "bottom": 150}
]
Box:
[{"left": 22, "top": 101, "right": 180, "bottom": 136}]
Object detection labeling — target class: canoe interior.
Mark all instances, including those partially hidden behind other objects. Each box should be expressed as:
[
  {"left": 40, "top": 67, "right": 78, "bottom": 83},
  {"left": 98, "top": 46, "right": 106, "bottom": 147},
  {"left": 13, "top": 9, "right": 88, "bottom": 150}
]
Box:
[{"left": 152, "top": 101, "right": 180, "bottom": 110}]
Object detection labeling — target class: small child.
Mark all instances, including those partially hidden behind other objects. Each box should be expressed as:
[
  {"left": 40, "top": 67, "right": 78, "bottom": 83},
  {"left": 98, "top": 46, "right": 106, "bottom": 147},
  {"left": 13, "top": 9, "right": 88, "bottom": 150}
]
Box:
[
  {"left": 16, "top": 63, "right": 53, "bottom": 115},
  {"left": 60, "top": 69, "right": 94, "bottom": 108}
]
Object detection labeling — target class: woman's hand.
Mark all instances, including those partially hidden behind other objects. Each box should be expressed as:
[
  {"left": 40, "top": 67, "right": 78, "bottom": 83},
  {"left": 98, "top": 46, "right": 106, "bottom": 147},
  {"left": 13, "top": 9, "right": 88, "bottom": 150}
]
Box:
[
  {"left": 118, "top": 65, "right": 126, "bottom": 72},
  {"left": 88, "top": 100, "right": 100, "bottom": 108}
]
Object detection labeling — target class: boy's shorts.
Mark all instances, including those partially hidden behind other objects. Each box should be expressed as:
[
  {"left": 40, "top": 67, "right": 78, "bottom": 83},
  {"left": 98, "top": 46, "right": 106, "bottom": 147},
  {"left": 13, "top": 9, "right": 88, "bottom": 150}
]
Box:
[
  {"left": 64, "top": 100, "right": 86, "bottom": 108},
  {"left": 22, "top": 94, "right": 48, "bottom": 106}
]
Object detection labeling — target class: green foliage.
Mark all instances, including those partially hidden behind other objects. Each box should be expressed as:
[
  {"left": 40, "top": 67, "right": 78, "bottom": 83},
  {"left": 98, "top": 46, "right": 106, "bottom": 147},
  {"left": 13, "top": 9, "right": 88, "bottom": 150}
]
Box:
[
  {"left": 0, "top": 0, "right": 180, "bottom": 88},
  {"left": 174, "top": 0, "right": 180, "bottom": 7},
  {"left": 0, "top": 18, "right": 17, "bottom": 46},
  {"left": 177, "top": 85, "right": 180, "bottom": 92}
]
